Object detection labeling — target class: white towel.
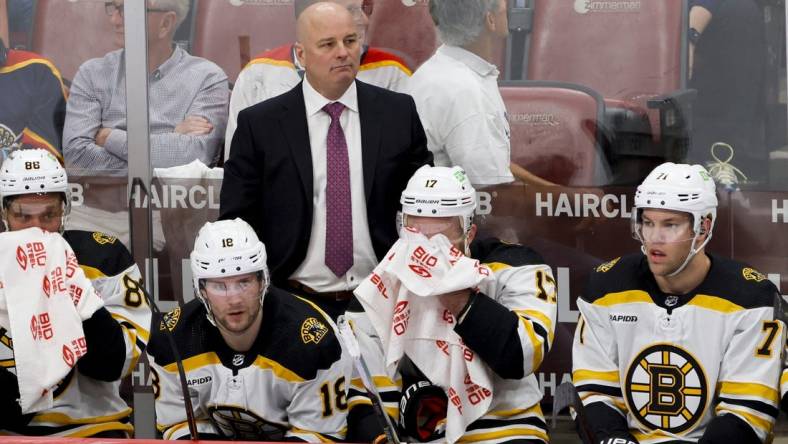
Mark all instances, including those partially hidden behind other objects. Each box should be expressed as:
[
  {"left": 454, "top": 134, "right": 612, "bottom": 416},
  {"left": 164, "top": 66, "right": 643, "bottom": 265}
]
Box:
[
  {"left": 355, "top": 228, "right": 495, "bottom": 443},
  {"left": 0, "top": 228, "right": 104, "bottom": 413}
]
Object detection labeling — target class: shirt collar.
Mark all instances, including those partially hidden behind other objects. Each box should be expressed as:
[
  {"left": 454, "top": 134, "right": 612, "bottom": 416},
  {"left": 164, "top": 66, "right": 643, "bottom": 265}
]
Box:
[
  {"left": 302, "top": 76, "right": 359, "bottom": 117},
  {"left": 438, "top": 44, "right": 499, "bottom": 77},
  {"left": 151, "top": 46, "right": 185, "bottom": 80}
]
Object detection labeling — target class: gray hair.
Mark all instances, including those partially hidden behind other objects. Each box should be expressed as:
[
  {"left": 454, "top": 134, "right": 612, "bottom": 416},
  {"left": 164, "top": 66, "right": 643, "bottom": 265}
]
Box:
[
  {"left": 429, "top": 0, "right": 501, "bottom": 47},
  {"left": 149, "top": 0, "right": 191, "bottom": 27}
]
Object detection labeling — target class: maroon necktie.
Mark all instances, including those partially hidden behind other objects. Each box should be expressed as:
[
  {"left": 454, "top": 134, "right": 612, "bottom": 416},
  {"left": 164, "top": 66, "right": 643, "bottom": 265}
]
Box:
[{"left": 323, "top": 102, "right": 353, "bottom": 277}]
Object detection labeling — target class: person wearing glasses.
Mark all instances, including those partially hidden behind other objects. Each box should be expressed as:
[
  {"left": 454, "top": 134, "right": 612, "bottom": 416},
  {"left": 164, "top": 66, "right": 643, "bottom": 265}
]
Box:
[
  {"left": 147, "top": 218, "right": 351, "bottom": 441},
  {"left": 224, "top": 0, "right": 412, "bottom": 158},
  {"left": 63, "top": 0, "right": 229, "bottom": 172}
]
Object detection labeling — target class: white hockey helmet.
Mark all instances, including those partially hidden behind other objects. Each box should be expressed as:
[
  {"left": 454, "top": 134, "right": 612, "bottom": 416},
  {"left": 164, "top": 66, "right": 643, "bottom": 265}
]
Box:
[
  {"left": 400, "top": 165, "right": 477, "bottom": 233},
  {"left": 0, "top": 149, "right": 71, "bottom": 232},
  {"left": 633, "top": 162, "right": 718, "bottom": 275},
  {"left": 190, "top": 218, "right": 269, "bottom": 326}
]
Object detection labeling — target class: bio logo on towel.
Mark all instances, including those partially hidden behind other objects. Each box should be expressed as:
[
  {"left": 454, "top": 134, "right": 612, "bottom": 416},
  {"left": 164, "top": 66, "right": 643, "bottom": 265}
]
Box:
[
  {"left": 16, "top": 242, "right": 47, "bottom": 271},
  {"left": 30, "top": 313, "right": 53, "bottom": 341},
  {"left": 409, "top": 246, "right": 438, "bottom": 278},
  {"left": 392, "top": 301, "right": 410, "bottom": 336},
  {"left": 62, "top": 337, "right": 88, "bottom": 368},
  {"left": 464, "top": 374, "right": 491, "bottom": 406},
  {"left": 65, "top": 251, "right": 79, "bottom": 278},
  {"left": 447, "top": 387, "right": 463, "bottom": 414},
  {"left": 69, "top": 285, "right": 83, "bottom": 306}
]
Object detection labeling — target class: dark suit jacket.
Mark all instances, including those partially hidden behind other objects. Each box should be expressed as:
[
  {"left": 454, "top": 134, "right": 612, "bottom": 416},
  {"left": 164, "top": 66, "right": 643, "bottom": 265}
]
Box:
[{"left": 220, "top": 80, "right": 432, "bottom": 286}]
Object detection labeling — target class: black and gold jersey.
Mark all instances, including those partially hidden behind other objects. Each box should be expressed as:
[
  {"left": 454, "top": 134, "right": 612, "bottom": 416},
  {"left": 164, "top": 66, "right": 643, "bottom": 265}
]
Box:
[
  {"left": 147, "top": 287, "right": 351, "bottom": 441},
  {"left": 573, "top": 253, "right": 782, "bottom": 443}
]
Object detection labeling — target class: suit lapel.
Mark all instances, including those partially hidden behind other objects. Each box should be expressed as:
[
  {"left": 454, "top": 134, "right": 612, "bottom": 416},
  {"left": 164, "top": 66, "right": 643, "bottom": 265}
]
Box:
[
  {"left": 357, "top": 81, "right": 382, "bottom": 201},
  {"left": 280, "top": 84, "right": 313, "bottom": 204}
]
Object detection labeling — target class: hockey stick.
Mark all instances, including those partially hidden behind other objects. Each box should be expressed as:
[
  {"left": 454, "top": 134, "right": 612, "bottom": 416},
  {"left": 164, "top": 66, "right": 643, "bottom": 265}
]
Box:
[
  {"left": 141, "top": 286, "right": 199, "bottom": 440},
  {"left": 553, "top": 381, "right": 596, "bottom": 444},
  {"left": 336, "top": 316, "right": 401, "bottom": 444}
]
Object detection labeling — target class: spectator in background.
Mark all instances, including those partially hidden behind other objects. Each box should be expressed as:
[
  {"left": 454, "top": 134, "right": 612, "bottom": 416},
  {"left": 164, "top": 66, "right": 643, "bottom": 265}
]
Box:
[
  {"left": 687, "top": 0, "right": 769, "bottom": 184},
  {"left": 63, "top": 0, "right": 228, "bottom": 172},
  {"left": 224, "top": 0, "right": 411, "bottom": 157},
  {"left": 0, "top": 36, "right": 67, "bottom": 161},
  {"left": 409, "top": 0, "right": 553, "bottom": 186},
  {"left": 220, "top": 2, "right": 432, "bottom": 319}
]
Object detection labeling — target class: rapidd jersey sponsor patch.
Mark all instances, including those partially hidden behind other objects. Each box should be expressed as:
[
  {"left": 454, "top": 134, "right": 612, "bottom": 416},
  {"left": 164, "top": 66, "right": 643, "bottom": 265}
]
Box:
[
  {"left": 742, "top": 267, "right": 767, "bottom": 283},
  {"left": 596, "top": 257, "right": 620, "bottom": 273},
  {"left": 159, "top": 308, "right": 181, "bottom": 331},
  {"left": 92, "top": 232, "right": 117, "bottom": 245},
  {"left": 300, "top": 317, "right": 328, "bottom": 344}
]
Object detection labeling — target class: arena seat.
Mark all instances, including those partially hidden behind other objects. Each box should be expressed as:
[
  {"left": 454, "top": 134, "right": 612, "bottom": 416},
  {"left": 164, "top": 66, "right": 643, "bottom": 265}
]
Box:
[
  {"left": 500, "top": 81, "right": 611, "bottom": 186},
  {"left": 523, "top": 0, "right": 694, "bottom": 183},
  {"left": 366, "top": 0, "right": 437, "bottom": 71},
  {"left": 29, "top": 0, "right": 117, "bottom": 82},
  {"left": 189, "top": 0, "right": 296, "bottom": 83}
]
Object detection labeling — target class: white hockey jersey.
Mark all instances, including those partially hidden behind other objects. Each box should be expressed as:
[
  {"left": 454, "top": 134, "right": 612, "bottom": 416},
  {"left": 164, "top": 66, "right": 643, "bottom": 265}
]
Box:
[
  {"left": 346, "top": 238, "right": 556, "bottom": 443},
  {"left": 0, "top": 230, "right": 151, "bottom": 437},
  {"left": 225, "top": 43, "right": 412, "bottom": 157},
  {"left": 147, "top": 288, "right": 352, "bottom": 441},
  {"left": 573, "top": 253, "right": 783, "bottom": 444}
]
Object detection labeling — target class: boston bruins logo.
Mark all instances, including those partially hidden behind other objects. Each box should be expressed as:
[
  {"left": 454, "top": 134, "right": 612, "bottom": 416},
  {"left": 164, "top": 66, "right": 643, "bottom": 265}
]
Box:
[
  {"left": 300, "top": 317, "right": 328, "bottom": 344},
  {"left": 625, "top": 344, "right": 708, "bottom": 434},
  {"left": 207, "top": 405, "right": 286, "bottom": 440}
]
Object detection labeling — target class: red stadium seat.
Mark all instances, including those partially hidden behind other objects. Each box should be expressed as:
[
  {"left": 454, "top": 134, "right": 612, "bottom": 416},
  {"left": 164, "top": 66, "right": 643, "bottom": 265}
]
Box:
[
  {"left": 29, "top": 0, "right": 117, "bottom": 82},
  {"left": 190, "top": 0, "right": 296, "bottom": 83},
  {"left": 367, "top": 0, "right": 437, "bottom": 71},
  {"left": 500, "top": 81, "right": 610, "bottom": 186},
  {"left": 522, "top": 0, "right": 693, "bottom": 183}
]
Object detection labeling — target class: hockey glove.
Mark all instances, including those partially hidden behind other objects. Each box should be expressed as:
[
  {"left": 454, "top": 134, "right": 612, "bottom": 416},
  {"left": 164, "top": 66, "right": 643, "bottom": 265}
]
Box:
[{"left": 400, "top": 380, "right": 448, "bottom": 442}]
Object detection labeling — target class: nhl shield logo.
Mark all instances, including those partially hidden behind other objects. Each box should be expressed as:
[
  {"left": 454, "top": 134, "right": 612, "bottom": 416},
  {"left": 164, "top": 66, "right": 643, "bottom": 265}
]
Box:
[{"left": 300, "top": 317, "right": 328, "bottom": 344}]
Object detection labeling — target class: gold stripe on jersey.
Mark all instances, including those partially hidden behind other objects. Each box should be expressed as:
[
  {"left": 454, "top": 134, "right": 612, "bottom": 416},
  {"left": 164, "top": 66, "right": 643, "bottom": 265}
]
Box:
[
  {"left": 515, "top": 309, "right": 554, "bottom": 342},
  {"left": 458, "top": 427, "right": 549, "bottom": 443},
  {"left": 573, "top": 369, "right": 620, "bottom": 384},
  {"left": 717, "top": 381, "right": 779, "bottom": 403},
  {"left": 358, "top": 60, "right": 412, "bottom": 76},
  {"left": 0, "top": 333, "right": 11, "bottom": 348},
  {"left": 33, "top": 408, "right": 132, "bottom": 425},
  {"left": 593, "top": 290, "right": 654, "bottom": 307},
  {"left": 485, "top": 262, "right": 511, "bottom": 273},
  {"left": 159, "top": 419, "right": 213, "bottom": 439},
  {"left": 112, "top": 312, "right": 151, "bottom": 343},
  {"left": 487, "top": 403, "right": 542, "bottom": 418},
  {"left": 350, "top": 376, "right": 400, "bottom": 389},
  {"left": 715, "top": 405, "right": 773, "bottom": 433},
  {"left": 80, "top": 264, "right": 107, "bottom": 280},
  {"left": 252, "top": 355, "right": 305, "bottom": 383},
  {"left": 0, "top": 358, "right": 14, "bottom": 368},
  {"left": 780, "top": 371, "right": 788, "bottom": 387},
  {"left": 633, "top": 428, "right": 679, "bottom": 443},
  {"left": 518, "top": 316, "right": 543, "bottom": 370},
  {"left": 687, "top": 295, "right": 744, "bottom": 313},
  {"left": 579, "top": 393, "right": 628, "bottom": 412},
  {"left": 163, "top": 352, "right": 222, "bottom": 373},
  {"left": 289, "top": 427, "right": 335, "bottom": 442}
]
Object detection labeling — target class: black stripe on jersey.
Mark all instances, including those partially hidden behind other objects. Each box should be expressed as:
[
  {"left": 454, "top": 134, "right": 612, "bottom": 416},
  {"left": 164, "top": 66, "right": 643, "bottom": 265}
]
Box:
[
  {"left": 348, "top": 388, "right": 400, "bottom": 405},
  {"left": 466, "top": 415, "right": 547, "bottom": 432},
  {"left": 718, "top": 397, "right": 780, "bottom": 419},
  {"left": 531, "top": 321, "right": 550, "bottom": 357},
  {"left": 575, "top": 383, "right": 622, "bottom": 398}
]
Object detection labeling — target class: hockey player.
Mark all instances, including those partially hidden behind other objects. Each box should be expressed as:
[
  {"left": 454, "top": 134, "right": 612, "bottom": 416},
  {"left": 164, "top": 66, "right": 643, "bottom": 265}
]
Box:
[
  {"left": 572, "top": 162, "right": 783, "bottom": 444},
  {"left": 0, "top": 149, "right": 151, "bottom": 437},
  {"left": 346, "top": 165, "right": 557, "bottom": 443},
  {"left": 147, "top": 218, "right": 351, "bottom": 441}
]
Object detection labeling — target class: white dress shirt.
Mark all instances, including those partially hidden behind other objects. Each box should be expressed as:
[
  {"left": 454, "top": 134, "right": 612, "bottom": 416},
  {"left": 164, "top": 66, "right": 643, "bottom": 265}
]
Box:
[
  {"left": 289, "top": 77, "right": 377, "bottom": 292},
  {"left": 409, "top": 45, "right": 514, "bottom": 185}
]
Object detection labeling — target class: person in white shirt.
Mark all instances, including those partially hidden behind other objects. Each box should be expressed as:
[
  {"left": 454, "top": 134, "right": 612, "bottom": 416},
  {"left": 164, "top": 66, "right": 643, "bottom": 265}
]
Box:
[{"left": 409, "top": 0, "right": 552, "bottom": 186}]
